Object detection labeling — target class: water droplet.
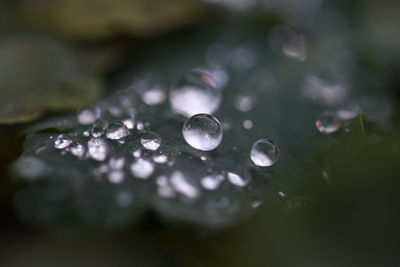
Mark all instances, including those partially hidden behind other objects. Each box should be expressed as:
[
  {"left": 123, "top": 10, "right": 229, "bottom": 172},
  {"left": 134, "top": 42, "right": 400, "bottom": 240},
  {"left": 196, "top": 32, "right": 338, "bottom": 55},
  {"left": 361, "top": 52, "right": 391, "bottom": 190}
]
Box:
[
  {"left": 227, "top": 172, "right": 249, "bottom": 187},
  {"left": 156, "top": 175, "right": 176, "bottom": 198},
  {"left": 140, "top": 131, "right": 161, "bottom": 151},
  {"left": 70, "top": 142, "right": 85, "bottom": 158},
  {"left": 132, "top": 149, "right": 142, "bottom": 158},
  {"left": 142, "top": 88, "right": 166, "bottom": 105},
  {"left": 201, "top": 174, "right": 224, "bottom": 190},
  {"left": 170, "top": 69, "right": 221, "bottom": 117},
  {"left": 83, "top": 131, "right": 90, "bottom": 137},
  {"left": 108, "top": 171, "right": 125, "bottom": 184},
  {"left": 250, "top": 139, "right": 279, "bottom": 167},
  {"left": 269, "top": 25, "right": 307, "bottom": 61},
  {"left": 242, "top": 120, "right": 253, "bottom": 129},
  {"left": 77, "top": 108, "right": 96, "bottom": 125},
  {"left": 234, "top": 95, "right": 255, "bottom": 112},
  {"left": 136, "top": 121, "right": 144, "bottom": 131},
  {"left": 92, "top": 119, "right": 108, "bottom": 138},
  {"left": 105, "top": 121, "right": 129, "bottom": 140},
  {"left": 130, "top": 158, "right": 154, "bottom": 179},
  {"left": 182, "top": 113, "right": 223, "bottom": 151},
  {"left": 109, "top": 157, "right": 125, "bottom": 170},
  {"left": 122, "top": 118, "right": 135, "bottom": 129},
  {"left": 152, "top": 154, "right": 168, "bottom": 164},
  {"left": 88, "top": 138, "right": 108, "bottom": 161},
  {"left": 170, "top": 171, "right": 199, "bottom": 199},
  {"left": 316, "top": 111, "right": 341, "bottom": 134},
  {"left": 54, "top": 134, "right": 72, "bottom": 149}
]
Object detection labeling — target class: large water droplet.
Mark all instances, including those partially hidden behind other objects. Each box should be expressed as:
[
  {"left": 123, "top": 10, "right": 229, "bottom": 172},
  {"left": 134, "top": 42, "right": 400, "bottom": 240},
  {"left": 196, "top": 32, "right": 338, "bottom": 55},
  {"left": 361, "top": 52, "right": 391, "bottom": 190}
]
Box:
[
  {"left": 130, "top": 158, "right": 154, "bottom": 179},
  {"left": 250, "top": 139, "right": 279, "bottom": 167},
  {"left": 88, "top": 138, "right": 108, "bottom": 161},
  {"left": 182, "top": 113, "right": 223, "bottom": 151},
  {"left": 77, "top": 108, "right": 96, "bottom": 125},
  {"left": 316, "top": 111, "right": 341, "bottom": 134},
  {"left": 140, "top": 131, "right": 161, "bottom": 151},
  {"left": 54, "top": 134, "right": 72, "bottom": 149},
  {"left": 169, "top": 70, "right": 221, "bottom": 117},
  {"left": 105, "top": 121, "right": 129, "bottom": 140}
]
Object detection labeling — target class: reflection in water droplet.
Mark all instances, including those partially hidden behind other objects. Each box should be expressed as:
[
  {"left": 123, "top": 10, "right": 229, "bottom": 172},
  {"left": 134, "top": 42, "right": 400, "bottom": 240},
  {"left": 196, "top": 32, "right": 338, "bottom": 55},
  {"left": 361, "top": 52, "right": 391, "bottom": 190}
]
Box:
[
  {"left": 142, "top": 88, "right": 166, "bottom": 105},
  {"left": 54, "top": 134, "right": 72, "bottom": 149},
  {"left": 227, "top": 172, "right": 249, "bottom": 187},
  {"left": 77, "top": 108, "right": 96, "bottom": 125},
  {"left": 170, "top": 171, "right": 199, "bottom": 199},
  {"left": 108, "top": 171, "right": 125, "bottom": 184},
  {"left": 92, "top": 119, "right": 108, "bottom": 138},
  {"left": 140, "top": 131, "right": 161, "bottom": 151},
  {"left": 88, "top": 138, "right": 108, "bottom": 161},
  {"left": 70, "top": 142, "right": 85, "bottom": 158},
  {"left": 105, "top": 121, "right": 129, "bottom": 140},
  {"left": 130, "top": 158, "right": 154, "bottom": 179},
  {"left": 201, "top": 174, "right": 224, "bottom": 190},
  {"left": 182, "top": 113, "right": 223, "bottom": 151},
  {"left": 234, "top": 95, "right": 255, "bottom": 112},
  {"left": 316, "top": 111, "right": 341, "bottom": 134},
  {"left": 170, "top": 70, "right": 221, "bottom": 117},
  {"left": 250, "top": 139, "right": 279, "bottom": 167},
  {"left": 152, "top": 154, "right": 168, "bottom": 164}
]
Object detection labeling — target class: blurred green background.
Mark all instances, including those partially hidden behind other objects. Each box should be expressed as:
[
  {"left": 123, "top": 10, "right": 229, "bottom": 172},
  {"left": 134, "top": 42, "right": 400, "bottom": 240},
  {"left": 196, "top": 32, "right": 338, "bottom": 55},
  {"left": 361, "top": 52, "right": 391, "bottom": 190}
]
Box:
[{"left": 1, "top": 0, "right": 400, "bottom": 266}]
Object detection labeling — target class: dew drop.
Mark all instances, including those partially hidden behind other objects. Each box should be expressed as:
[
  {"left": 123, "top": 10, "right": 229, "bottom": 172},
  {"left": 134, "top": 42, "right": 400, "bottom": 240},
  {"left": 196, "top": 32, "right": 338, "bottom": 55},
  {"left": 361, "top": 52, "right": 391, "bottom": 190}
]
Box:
[
  {"left": 316, "top": 111, "right": 341, "bottom": 134},
  {"left": 130, "top": 158, "right": 154, "bottom": 179},
  {"left": 132, "top": 149, "right": 142, "bottom": 158},
  {"left": 227, "top": 172, "right": 249, "bottom": 187},
  {"left": 152, "top": 154, "right": 168, "bottom": 164},
  {"left": 243, "top": 119, "right": 253, "bottom": 129},
  {"left": 92, "top": 119, "right": 108, "bottom": 138},
  {"left": 108, "top": 171, "right": 125, "bottom": 184},
  {"left": 70, "top": 142, "right": 85, "bottom": 158},
  {"left": 169, "top": 69, "right": 221, "bottom": 117},
  {"left": 201, "top": 174, "right": 224, "bottom": 190},
  {"left": 88, "top": 138, "right": 108, "bottom": 161},
  {"left": 54, "top": 134, "right": 72, "bottom": 150},
  {"left": 77, "top": 108, "right": 96, "bottom": 125},
  {"left": 170, "top": 171, "right": 199, "bottom": 199},
  {"left": 83, "top": 131, "right": 90, "bottom": 137},
  {"left": 250, "top": 139, "right": 279, "bottom": 167},
  {"left": 105, "top": 121, "right": 130, "bottom": 140},
  {"left": 109, "top": 157, "right": 125, "bottom": 170},
  {"left": 182, "top": 113, "right": 223, "bottom": 151},
  {"left": 142, "top": 88, "right": 166, "bottom": 105},
  {"left": 140, "top": 131, "right": 161, "bottom": 151},
  {"left": 234, "top": 95, "right": 255, "bottom": 112},
  {"left": 156, "top": 175, "right": 176, "bottom": 198}
]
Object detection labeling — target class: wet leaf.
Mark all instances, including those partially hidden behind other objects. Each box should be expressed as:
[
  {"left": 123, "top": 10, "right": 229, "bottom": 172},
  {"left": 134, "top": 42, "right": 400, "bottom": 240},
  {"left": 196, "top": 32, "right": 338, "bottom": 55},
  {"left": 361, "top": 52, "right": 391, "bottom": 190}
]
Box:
[
  {"left": 10, "top": 24, "right": 392, "bottom": 231},
  {"left": 0, "top": 36, "right": 102, "bottom": 124}
]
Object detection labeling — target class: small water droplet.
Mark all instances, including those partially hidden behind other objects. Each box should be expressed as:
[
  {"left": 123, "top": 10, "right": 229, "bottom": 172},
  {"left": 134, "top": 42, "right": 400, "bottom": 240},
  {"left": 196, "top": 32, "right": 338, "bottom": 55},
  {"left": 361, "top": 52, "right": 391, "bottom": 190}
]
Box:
[
  {"left": 269, "top": 25, "right": 307, "bottom": 61},
  {"left": 136, "top": 121, "right": 144, "bottom": 131},
  {"left": 234, "top": 95, "right": 255, "bottom": 112},
  {"left": 182, "top": 113, "right": 223, "bottom": 151},
  {"left": 83, "top": 131, "right": 90, "bottom": 137},
  {"left": 92, "top": 119, "right": 108, "bottom": 138},
  {"left": 201, "top": 174, "right": 224, "bottom": 190},
  {"left": 54, "top": 134, "right": 72, "bottom": 149},
  {"left": 152, "top": 154, "right": 168, "bottom": 164},
  {"left": 77, "top": 108, "right": 96, "bottom": 125},
  {"left": 109, "top": 157, "right": 125, "bottom": 170},
  {"left": 105, "top": 121, "right": 129, "bottom": 140},
  {"left": 140, "top": 131, "right": 161, "bottom": 151},
  {"left": 156, "top": 175, "right": 176, "bottom": 198},
  {"left": 142, "top": 88, "right": 166, "bottom": 105},
  {"left": 170, "top": 69, "right": 221, "bottom": 117},
  {"left": 242, "top": 119, "right": 253, "bottom": 129},
  {"left": 130, "top": 158, "right": 154, "bottom": 179},
  {"left": 132, "top": 149, "right": 142, "bottom": 158},
  {"left": 250, "top": 139, "right": 279, "bottom": 167},
  {"left": 122, "top": 118, "right": 135, "bottom": 129},
  {"left": 316, "top": 111, "right": 341, "bottom": 134},
  {"left": 170, "top": 171, "right": 199, "bottom": 199},
  {"left": 70, "top": 142, "right": 85, "bottom": 158},
  {"left": 88, "top": 138, "right": 108, "bottom": 161},
  {"left": 227, "top": 172, "right": 249, "bottom": 187},
  {"left": 108, "top": 171, "right": 125, "bottom": 184}
]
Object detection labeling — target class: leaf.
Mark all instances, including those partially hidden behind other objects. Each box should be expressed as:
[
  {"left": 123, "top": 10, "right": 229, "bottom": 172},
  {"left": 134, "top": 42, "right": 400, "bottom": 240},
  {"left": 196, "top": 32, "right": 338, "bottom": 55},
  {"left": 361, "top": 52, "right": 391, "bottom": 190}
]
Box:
[
  {"left": 10, "top": 24, "right": 392, "bottom": 231},
  {"left": 0, "top": 36, "right": 102, "bottom": 124}
]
